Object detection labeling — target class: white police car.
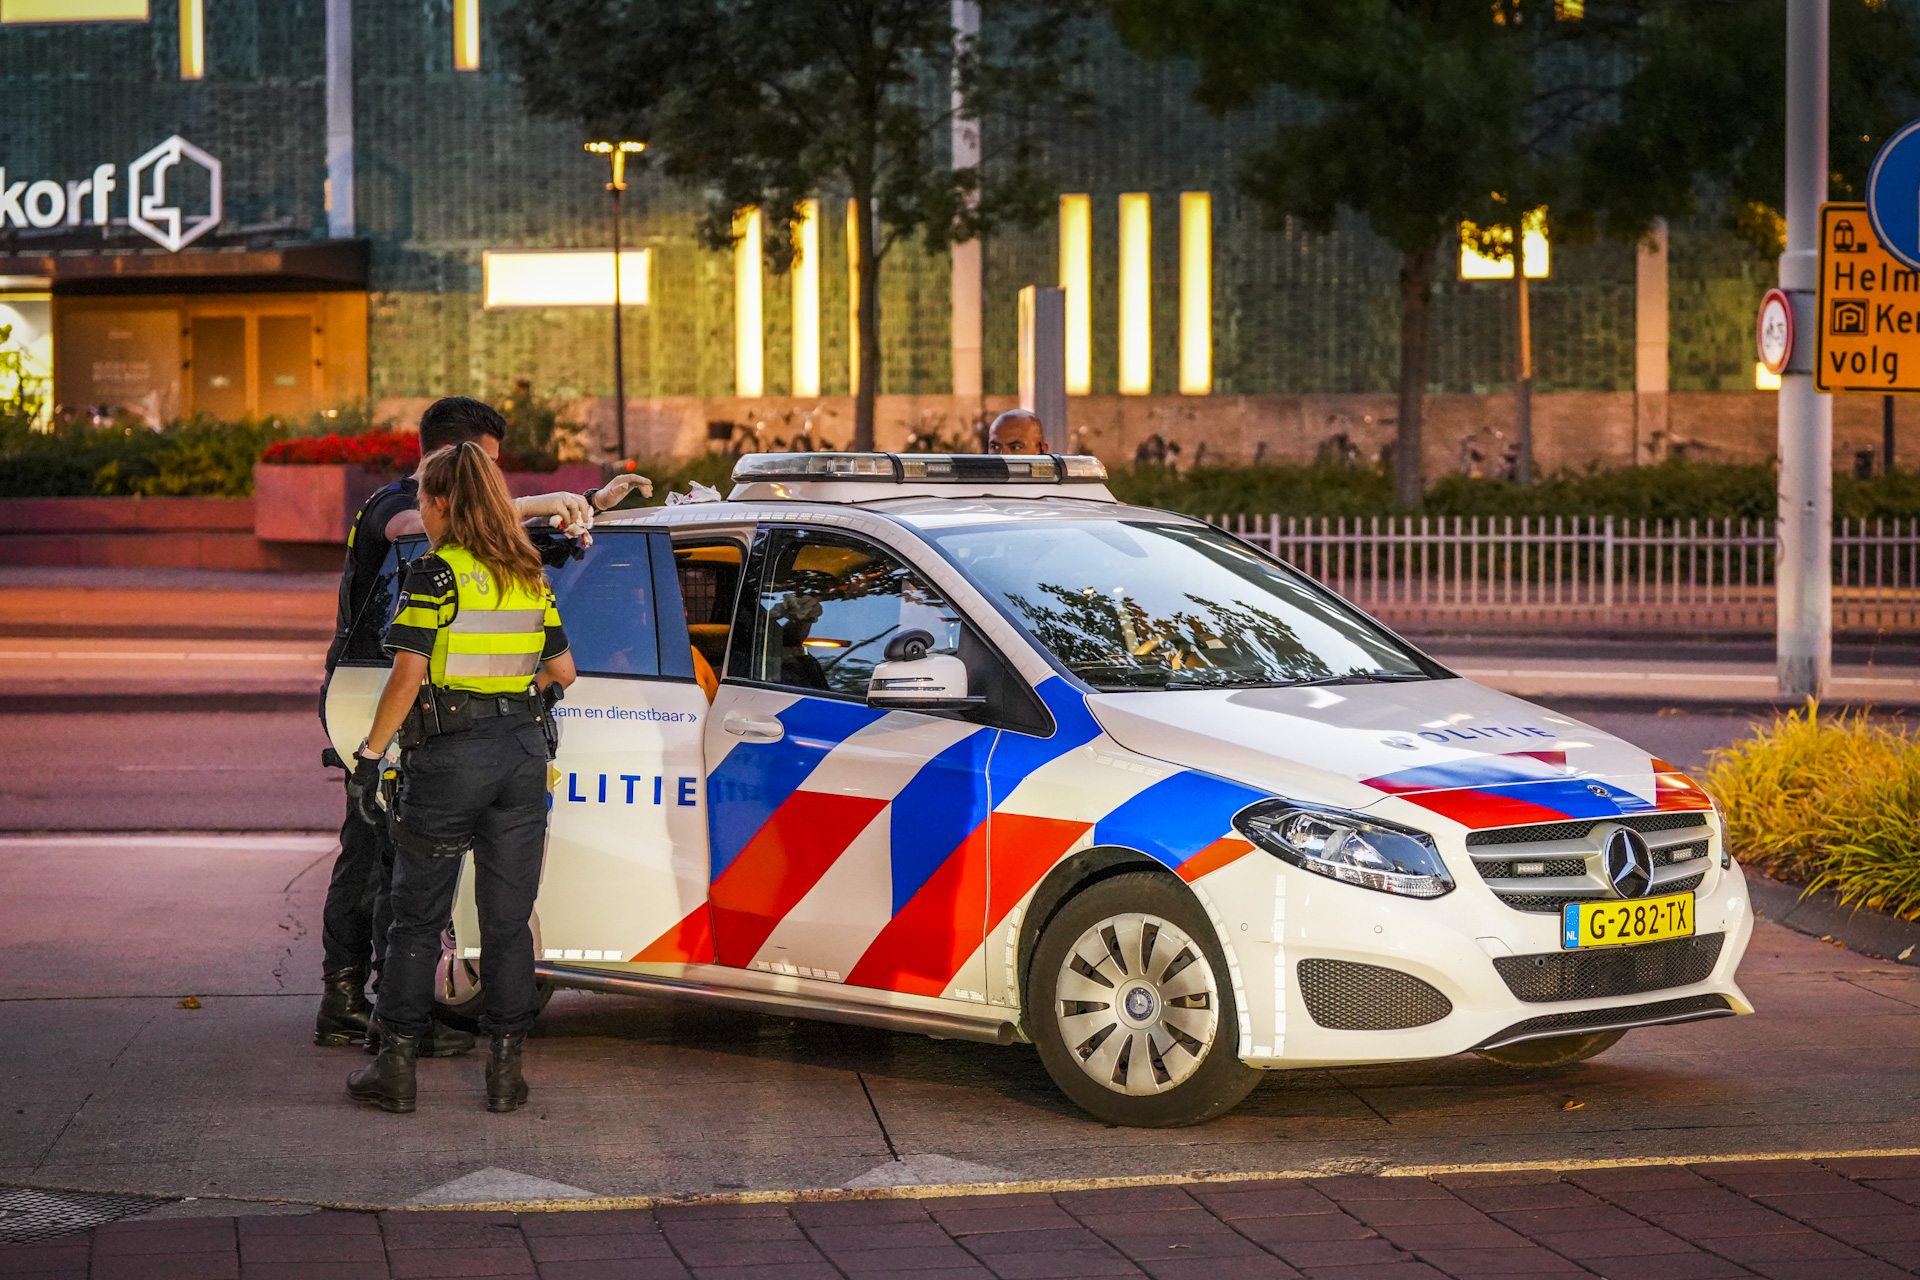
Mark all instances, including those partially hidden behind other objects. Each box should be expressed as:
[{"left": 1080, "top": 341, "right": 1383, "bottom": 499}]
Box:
[{"left": 325, "top": 453, "right": 1752, "bottom": 1128}]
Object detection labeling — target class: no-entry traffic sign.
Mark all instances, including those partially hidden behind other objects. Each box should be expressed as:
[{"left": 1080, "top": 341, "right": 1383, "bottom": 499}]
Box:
[
  {"left": 1816, "top": 203, "right": 1920, "bottom": 394},
  {"left": 1869, "top": 119, "right": 1920, "bottom": 271}
]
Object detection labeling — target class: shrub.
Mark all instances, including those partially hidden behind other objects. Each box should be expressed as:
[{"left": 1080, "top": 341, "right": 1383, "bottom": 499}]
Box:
[
  {"left": 1704, "top": 705, "right": 1920, "bottom": 919},
  {"left": 1107, "top": 457, "right": 1920, "bottom": 522},
  {"left": 0, "top": 413, "right": 288, "bottom": 498}
]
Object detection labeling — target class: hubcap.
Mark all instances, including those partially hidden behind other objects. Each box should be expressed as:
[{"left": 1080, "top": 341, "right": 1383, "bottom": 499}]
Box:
[{"left": 1053, "top": 912, "right": 1220, "bottom": 1095}]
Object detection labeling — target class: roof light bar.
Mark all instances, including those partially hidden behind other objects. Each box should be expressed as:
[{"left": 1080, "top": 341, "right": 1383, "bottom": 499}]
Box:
[{"left": 730, "top": 453, "right": 1109, "bottom": 485}]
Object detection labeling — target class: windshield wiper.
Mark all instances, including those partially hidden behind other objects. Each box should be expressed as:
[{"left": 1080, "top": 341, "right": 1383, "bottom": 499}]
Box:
[{"left": 1282, "top": 671, "right": 1430, "bottom": 688}]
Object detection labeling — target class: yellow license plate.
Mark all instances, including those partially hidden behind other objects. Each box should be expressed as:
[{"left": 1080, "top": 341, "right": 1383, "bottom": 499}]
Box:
[{"left": 1562, "top": 892, "right": 1695, "bottom": 949}]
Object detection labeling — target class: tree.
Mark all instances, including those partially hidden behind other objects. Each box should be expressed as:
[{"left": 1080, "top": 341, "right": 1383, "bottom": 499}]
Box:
[
  {"left": 1569, "top": 0, "right": 1920, "bottom": 256},
  {"left": 1114, "top": 0, "right": 1567, "bottom": 507},
  {"left": 502, "top": 0, "right": 1088, "bottom": 450},
  {"left": 1113, "top": 0, "right": 1919, "bottom": 506}
]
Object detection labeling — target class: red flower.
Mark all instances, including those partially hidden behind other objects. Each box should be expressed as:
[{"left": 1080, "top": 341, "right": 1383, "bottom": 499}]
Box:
[{"left": 260, "top": 431, "right": 423, "bottom": 469}]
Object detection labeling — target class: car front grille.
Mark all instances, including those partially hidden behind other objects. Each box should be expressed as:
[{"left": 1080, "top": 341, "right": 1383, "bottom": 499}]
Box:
[
  {"left": 1297, "top": 959, "right": 1453, "bottom": 1031},
  {"left": 1494, "top": 933, "right": 1726, "bottom": 1002},
  {"left": 1474, "top": 993, "right": 1734, "bottom": 1051},
  {"left": 1464, "top": 812, "right": 1709, "bottom": 847},
  {"left": 1463, "top": 812, "right": 1717, "bottom": 913}
]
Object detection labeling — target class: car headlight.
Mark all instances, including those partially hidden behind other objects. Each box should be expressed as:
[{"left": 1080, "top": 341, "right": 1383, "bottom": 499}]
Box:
[{"left": 1234, "top": 800, "right": 1454, "bottom": 899}]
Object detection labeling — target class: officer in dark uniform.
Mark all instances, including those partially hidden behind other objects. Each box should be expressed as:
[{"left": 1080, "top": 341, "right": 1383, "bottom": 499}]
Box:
[
  {"left": 314, "top": 397, "right": 599, "bottom": 1051},
  {"left": 345, "top": 440, "right": 576, "bottom": 1113}
]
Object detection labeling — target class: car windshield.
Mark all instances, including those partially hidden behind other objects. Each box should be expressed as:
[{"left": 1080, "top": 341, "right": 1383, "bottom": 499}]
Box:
[{"left": 925, "top": 520, "right": 1435, "bottom": 691}]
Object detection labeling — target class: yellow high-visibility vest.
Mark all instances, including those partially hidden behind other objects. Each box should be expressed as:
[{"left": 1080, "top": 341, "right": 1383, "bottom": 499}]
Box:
[{"left": 426, "top": 544, "right": 550, "bottom": 694}]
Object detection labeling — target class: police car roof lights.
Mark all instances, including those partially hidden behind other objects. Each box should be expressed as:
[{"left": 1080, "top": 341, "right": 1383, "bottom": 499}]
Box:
[{"left": 727, "top": 452, "right": 1115, "bottom": 503}]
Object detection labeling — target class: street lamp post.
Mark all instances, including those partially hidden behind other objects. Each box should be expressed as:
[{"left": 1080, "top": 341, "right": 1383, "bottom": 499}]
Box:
[
  {"left": 587, "top": 140, "right": 646, "bottom": 461},
  {"left": 1777, "top": 0, "right": 1830, "bottom": 700}
]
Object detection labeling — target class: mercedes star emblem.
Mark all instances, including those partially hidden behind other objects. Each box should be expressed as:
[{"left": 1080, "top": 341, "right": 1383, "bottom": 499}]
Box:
[{"left": 1602, "top": 826, "right": 1654, "bottom": 898}]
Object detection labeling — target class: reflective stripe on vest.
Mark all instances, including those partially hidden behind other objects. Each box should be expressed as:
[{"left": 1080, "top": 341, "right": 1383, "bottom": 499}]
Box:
[{"left": 430, "top": 545, "right": 550, "bottom": 694}]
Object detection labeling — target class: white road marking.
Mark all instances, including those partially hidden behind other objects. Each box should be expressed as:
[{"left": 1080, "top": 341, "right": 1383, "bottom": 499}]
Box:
[{"left": 0, "top": 834, "right": 338, "bottom": 851}]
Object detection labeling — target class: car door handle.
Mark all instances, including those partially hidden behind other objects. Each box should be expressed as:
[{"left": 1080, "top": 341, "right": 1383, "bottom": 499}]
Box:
[{"left": 723, "top": 711, "right": 785, "bottom": 742}]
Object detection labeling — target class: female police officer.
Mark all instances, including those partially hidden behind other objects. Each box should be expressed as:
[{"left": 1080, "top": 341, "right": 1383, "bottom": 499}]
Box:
[{"left": 344, "top": 440, "right": 575, "bottom": 1114}]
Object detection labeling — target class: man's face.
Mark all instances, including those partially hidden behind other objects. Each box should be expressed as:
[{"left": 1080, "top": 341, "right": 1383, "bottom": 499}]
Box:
[
  {"left": 989, "top": 418, "right": 1046, "bottom": 455},
  {"left": 477, "top": 434, "right": 502, "bottom": 462}
]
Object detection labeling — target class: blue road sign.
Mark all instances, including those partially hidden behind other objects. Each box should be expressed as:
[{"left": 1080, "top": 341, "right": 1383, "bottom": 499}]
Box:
[{"left": 1868, "top": 119, "right": 1920, "bottom": 271}]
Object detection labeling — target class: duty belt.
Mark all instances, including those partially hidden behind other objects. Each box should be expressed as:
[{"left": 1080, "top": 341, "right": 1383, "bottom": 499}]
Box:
[{"left": 397, "top": 684, "right": 542, "bottom": 747}]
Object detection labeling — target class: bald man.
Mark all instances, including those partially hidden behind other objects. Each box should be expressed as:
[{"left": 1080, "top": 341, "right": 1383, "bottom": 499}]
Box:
[{"left": 987, "top": 409, "right": 1048, "bottom": 455}]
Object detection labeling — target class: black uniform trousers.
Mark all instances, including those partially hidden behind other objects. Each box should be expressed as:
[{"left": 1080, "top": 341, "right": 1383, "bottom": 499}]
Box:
[
  {"left": 321, "top": 802, "right": 394, "bottom": 980},
  {"left": 375, "top": 714, "right": 551, "bottom": 1040}
]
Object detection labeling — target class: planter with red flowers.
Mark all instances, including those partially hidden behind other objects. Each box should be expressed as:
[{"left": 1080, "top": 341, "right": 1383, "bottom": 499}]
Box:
[{"left": 253, "top": 432, "right": 421, "bottom": 543}]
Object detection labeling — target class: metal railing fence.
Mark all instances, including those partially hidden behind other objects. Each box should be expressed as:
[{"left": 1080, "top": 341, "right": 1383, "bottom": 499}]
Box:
[{"left": 1208, "top": 515, "right": 1920, "bottom": 632}]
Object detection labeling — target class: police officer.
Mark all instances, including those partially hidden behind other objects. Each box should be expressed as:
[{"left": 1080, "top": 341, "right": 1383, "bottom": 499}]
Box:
[
  {"left": 313, "top": 397, "right": 638, "bottom": 1052},
  {"left": 345, "top": 440, "right": 576, "bottom": 1114}
]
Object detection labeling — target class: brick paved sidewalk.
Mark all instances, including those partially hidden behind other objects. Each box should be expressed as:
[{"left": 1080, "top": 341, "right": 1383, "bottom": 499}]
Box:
[{"left": 9, "top": 1157, "right": 1920, "bottom": 1280}]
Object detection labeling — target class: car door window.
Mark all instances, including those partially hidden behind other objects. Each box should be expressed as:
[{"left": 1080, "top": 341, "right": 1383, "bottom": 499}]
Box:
[
  {"left": 742, "top": 528, "right": 959, "bottom": 699},
  {"left": 547, "top": 530, "right": 694, "bottom": 680},
  {"left": 339, "top": 536, "right": 430, "bottom": 665},
  {"left": 676, "top": 542, "right": 744, "bottom": 676}
]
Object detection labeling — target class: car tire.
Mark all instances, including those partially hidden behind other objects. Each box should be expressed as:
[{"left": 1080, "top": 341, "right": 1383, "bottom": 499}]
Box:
[
  {"left": 1028, "top": 871, "right": 1262, "bottom": 1128},
  {"left": 431, "top": 914, "right": 554, "bottom": 1033},
  {"left": 1474, "top": 1030, "right": 1626, "bottom": 1070}
]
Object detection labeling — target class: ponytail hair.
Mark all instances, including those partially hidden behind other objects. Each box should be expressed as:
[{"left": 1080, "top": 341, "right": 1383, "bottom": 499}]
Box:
[{"left": 417, "top": 441, "right": 546, "bottom": 598}]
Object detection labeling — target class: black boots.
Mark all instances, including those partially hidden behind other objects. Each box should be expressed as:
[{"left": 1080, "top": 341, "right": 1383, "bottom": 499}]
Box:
[
  {"left": 314, "top": 968, "right": 372, "bottom": 1047},
  {"left": 363, "top": 1017, "right": 475, "bottom": 1059},
  {"left": 346, "top": 1022, "right": 419, "bottom": 1113},
  {"left": 486, "top": 1033, "right": 529, "bottom": 1113}
]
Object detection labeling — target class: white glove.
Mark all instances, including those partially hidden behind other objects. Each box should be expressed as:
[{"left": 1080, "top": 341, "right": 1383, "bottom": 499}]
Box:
[
  {"left": 592, "top": 473, "right": 653, "bottom": 510},
  {"left": 515, "top": 491, "right": 595, "bottom": 538},
  {"left": 665, "top": 481, "right": 724, "bottom": 506}
]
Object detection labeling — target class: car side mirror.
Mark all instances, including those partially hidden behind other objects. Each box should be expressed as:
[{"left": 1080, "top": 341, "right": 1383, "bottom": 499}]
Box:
[{"left": 867, "top": 629, "right": 984, "bottom": 711}]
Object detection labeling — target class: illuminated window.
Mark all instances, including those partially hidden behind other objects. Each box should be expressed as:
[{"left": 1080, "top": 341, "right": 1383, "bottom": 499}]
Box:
[
  {"left": 178, "top": 0, "right": 203, "bottom": 78},
  {"left": 791, "top": 199, "right": 820, "bottom": 397},
  {"left": 1058, "top": 194, "right": 1091, "bottom": 395},
  {"left": 1118, "top": 193, "right": 1151, "bottom": 396},
  {"left": 1460, "top": 208, "right": 1549, "bottom": 279},
  {"left": 734, "top": 208, "right": 764, "bottom": 398},
  {"left": 482, "top": 250, "right": 650, "bottom": 308},
  {"left": 453, "top": 0, "right": 479, "bottom": 71},
  {"left": 1179, "top": 193, "right": 1211, "bottom": 396},
  {"left": 2, "top": 0, "right": 146, "bottom": 19},
  {"left": 1755, "top": 362, "right": 1781, "bottom": 391},
  {"left": 1555, "top": 0, "right": 1585, "bottom": 17}
]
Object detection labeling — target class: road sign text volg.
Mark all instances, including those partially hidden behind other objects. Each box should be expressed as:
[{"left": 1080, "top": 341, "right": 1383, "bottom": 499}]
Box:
[{"left": 1817, "top": 203, "right": 1920, "bottom": 393}]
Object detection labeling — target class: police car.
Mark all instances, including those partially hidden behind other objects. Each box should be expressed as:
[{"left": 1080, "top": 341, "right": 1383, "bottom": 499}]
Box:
[{"left": 325, "top": 453, "right": 1753, "bottom": 1128}]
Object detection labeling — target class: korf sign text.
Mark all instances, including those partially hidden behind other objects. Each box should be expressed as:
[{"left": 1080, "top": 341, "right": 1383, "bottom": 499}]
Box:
[
  {"left": 1817, "top": 203, "right": 1920, "bottom": 394},
  {"left": 0, "top": 135, "right": 222, "bottom": 253}
]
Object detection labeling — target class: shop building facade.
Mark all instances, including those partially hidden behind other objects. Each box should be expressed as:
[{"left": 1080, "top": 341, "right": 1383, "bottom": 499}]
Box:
[{"left": 5, "top": 0, "right": 1871, "bottom": 472}]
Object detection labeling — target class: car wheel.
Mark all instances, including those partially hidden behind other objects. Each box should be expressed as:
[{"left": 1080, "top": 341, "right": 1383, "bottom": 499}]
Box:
[
  {"left": 431, "top": 916, "right": 554, "bottom": 1033},
  {"left": 1028, "top": 871, "right": 1261, "bottom": 1127},
  {"left": 1475, "top": 1030, "right": 1626, "bottom": 1069}
]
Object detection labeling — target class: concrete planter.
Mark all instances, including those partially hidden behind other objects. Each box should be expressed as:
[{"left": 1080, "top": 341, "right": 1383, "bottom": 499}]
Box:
[
  {"left": 253, "top": 464, "right": 395, "bottom": 544},
  {"left": 503, "top": 464, "right": 603, "bottom": 500},
  {"left": 254, "top": 462, "right": 606, "bottom": 544}
]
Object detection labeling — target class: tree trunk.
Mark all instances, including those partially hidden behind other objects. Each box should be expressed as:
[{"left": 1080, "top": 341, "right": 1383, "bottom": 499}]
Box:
[
  {"left": 851, "top": 191, "right": 879, "bottom": 451},
  {"left": 1395, "top": 235, "right": 1438, "bottom": 510}
]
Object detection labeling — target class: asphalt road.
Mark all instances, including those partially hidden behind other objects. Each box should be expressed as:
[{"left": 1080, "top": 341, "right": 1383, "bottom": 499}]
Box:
[
  {"left": 0, "top": 710, "right": 341, "bottom": 832},
  {"left": 1, "top": 833, "right": 1916, "bottom": 1211}
]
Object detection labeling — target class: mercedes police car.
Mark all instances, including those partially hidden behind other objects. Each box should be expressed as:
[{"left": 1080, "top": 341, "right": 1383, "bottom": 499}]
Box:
[{"left": 325, "top": 452, "right": 1752, "bottom": 1128}]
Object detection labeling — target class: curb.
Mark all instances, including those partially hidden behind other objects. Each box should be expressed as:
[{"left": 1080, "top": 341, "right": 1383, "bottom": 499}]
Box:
[{"left": 1745, "top": 873, "right": 1920, "bottom": 965}]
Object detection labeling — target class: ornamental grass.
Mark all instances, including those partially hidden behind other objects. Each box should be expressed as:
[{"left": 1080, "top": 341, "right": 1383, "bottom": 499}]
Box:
[{"left": 1705, "top": 705, "right": 1920, "bottom": 920}]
